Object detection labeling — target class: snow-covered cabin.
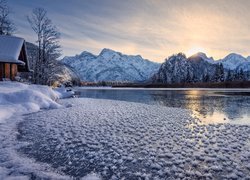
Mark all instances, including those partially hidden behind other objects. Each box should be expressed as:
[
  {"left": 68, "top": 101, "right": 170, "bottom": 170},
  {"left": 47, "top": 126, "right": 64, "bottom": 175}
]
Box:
[{"left": 0, "top": 35, "right": 29, "bottom": 81}]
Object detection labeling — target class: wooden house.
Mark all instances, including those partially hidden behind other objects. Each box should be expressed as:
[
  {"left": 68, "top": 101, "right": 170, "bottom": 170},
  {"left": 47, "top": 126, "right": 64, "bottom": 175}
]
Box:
[{"left": 0, "top": 35, "right": 30, "bottom": 81}]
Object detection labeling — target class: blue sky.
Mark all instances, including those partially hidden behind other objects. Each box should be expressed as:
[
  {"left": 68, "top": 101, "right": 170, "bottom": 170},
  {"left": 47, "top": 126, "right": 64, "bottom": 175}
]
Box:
[{"left": 8, "top": 0, "right": 250, "bottom": 62}]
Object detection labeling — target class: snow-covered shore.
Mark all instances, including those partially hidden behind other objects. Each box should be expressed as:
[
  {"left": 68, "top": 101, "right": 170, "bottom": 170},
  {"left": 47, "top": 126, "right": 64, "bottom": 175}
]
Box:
[
  {"left": 0, "top": 83, "right": 250, "bottom": 179},
  {"left": 0, "top": 82, "right": 104, "bottom": 180}
]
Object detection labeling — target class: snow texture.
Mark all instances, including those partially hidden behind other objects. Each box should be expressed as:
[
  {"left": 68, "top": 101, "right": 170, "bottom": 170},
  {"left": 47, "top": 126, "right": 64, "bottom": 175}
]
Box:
[
  {"left": 0, "top": 35, "right": 26, "bottom": 64},
  {"left": 61, "top": 48, "right": 160, "bottom": 82},
  {"left": 7, "top": 98, "right": 250, "bottom": 179}
]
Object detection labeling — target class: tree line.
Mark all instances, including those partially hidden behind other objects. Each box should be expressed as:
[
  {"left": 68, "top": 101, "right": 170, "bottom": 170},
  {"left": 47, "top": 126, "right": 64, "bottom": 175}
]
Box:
[{"left": 0, "top": 0, "right": 61, "bottom": 85}]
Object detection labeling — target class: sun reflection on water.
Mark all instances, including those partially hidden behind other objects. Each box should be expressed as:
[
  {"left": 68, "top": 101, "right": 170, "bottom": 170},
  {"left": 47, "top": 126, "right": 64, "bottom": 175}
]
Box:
[{"left": 76, "top": 89, "right": 250, "bottom": 125}]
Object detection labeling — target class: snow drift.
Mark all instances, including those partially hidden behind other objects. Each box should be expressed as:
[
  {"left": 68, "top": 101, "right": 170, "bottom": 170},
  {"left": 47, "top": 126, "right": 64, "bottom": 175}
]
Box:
[{"left": 0, "top": 82, "right": 74, "bottom": 123}]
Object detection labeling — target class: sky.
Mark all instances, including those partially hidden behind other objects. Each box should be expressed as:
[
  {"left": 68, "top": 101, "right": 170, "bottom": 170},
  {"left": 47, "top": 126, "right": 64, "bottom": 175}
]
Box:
[{"left": 7, "top": 0, "right": 250, "bottom": 62}]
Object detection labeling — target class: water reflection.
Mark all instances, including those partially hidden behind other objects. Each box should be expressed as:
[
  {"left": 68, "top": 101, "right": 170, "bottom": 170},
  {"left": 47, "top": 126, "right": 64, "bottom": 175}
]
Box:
[{"left": 75, "top": 89, "right": 250, "bottom": 125}]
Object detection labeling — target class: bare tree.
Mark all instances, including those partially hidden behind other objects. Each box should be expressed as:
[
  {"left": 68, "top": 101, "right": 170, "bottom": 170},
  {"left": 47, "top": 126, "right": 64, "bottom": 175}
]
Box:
[
  {"left": 0, "top": 0, "right": 15, "bottom": 35},
  {"left": 27, "top": 8, "right": 61, "bottom": 84}
]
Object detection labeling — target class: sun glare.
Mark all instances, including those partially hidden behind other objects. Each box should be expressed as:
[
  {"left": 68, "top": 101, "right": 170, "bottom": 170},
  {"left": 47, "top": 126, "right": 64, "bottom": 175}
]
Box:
[{"left": 186, "top": 46, "right": 206, "bottom": 57}]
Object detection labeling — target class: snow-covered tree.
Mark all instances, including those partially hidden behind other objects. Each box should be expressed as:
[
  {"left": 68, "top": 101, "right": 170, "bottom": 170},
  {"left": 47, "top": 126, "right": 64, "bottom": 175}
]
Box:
[
  {"left": 238, "top": 68, "right": 244, "bottom": 81},
  {"left": 0, "top": 0, "right": 15, "bottom": 35},
  {"left": 213, "top": 63, "right": 224, "bottom": 82},
  {"left": 186, "top": 70, "right": 192, "bottom": 83},
  {"left": 203, "top": 73, "right": 209, "bottom": 82},
  {"left": 226, "top": 70, "right": 233, "bottom": 82},
  {"left": 26, "top": 42, "right": 38, "bottom": 71},
  {"left": 27, "top": 8, "right": 61, "bottom": 85}
]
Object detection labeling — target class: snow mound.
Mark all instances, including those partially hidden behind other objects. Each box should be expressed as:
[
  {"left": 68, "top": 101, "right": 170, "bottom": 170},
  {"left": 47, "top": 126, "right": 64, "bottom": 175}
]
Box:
[{"left": 0, "top": 82, "right": 74, "bottom": 123}]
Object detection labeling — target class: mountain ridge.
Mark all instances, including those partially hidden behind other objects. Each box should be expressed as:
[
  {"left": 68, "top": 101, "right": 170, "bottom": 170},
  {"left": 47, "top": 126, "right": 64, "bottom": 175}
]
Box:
[
  {"left": 61, "top": 49, "right": 250, "bottom": 84},
  {"left": 61, "top": 48, "right": 160, "bottom": 82}
]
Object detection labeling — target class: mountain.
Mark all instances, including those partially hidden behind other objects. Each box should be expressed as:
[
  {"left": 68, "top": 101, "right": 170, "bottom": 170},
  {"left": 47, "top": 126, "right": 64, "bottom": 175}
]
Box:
[
  {"left": 217, "top": 53, "right": 250, "bottom": 70},
  {"left": 61, "top": 48, "right": 160, "bottom": 82},
  {"left": 153, "top": 53, "right": 219, "bottom": 84},
  {"left": 153, "top": 52, "right": 250, "bottom": 84},
  {"left": 191, "top": 52, "right": 216, "bottom": 64}
]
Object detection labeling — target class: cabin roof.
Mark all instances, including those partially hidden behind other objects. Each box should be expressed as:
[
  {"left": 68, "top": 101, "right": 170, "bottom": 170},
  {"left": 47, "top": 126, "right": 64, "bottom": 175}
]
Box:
[{"left": 0, "top": 35, "right": 26, "bottom": 65}]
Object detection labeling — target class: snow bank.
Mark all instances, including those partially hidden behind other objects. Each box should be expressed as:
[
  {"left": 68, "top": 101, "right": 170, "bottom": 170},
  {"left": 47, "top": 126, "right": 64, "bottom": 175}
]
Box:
[{"left": 0, "top": 82, "right": 74, "bottom": 123}]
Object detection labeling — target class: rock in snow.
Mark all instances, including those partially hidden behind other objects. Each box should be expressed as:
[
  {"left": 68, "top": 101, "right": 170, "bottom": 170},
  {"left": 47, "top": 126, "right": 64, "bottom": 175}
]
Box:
[{"left": 61, "top": 48, "right": 160, "bottom": 82}]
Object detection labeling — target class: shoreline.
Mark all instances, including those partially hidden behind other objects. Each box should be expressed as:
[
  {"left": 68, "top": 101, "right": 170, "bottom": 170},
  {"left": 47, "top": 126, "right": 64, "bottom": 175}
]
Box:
[{"left": 74, "top": 86, "right": 250, "bottom": 91}]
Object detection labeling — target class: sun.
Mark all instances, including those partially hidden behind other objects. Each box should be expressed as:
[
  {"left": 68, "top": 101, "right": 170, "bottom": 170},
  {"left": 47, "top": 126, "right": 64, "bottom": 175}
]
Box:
[{"left": 186, "top": 46, "right": 206, "bottom": 57}]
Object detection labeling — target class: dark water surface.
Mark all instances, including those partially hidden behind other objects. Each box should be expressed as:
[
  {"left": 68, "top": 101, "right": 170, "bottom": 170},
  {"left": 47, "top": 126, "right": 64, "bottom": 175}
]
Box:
[{"left": 75, "top": 88, "right": 250, "bottom": 124}]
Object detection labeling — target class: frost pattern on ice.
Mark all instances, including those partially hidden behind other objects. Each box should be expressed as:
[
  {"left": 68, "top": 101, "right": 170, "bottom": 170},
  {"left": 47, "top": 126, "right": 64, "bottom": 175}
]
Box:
[{"left": 17, "top": 98, "right": 250, "bottom": 179}]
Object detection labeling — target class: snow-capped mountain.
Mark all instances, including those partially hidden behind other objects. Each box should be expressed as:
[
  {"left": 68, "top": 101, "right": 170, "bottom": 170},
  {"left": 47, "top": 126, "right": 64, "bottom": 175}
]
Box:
[
  {"left": 61, "top": 48, "right": 160, "bottom": 82},
  {"left": 153, "top": 53, "right": 219, "bottom": 83},
  {"left": 217, "top": 53, "right": 250, "bottom": 70},
  {"left": 153, "top": 52, "right": 250, "bottom": 84},
  {"left": 189, "top": 52, "right": 250, "bottom": 71},
  {"left": 191, "top": 52, "right": 216, "bottom": 64},
  {"left": 247, "top": 56, "right": 250, "bottom": 61}
]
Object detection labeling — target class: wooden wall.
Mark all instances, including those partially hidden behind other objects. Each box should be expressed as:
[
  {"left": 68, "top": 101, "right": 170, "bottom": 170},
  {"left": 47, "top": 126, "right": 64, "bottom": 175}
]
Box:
[
  {"left": 4, "top": 63, "right": 10, "bottom": 79},
  {"left": 0, "top": 63, "right": 3, "bottom": 80},
  {"left": 11, "top": 64, "right": 17, "bottom": 80},
  {"left": 0, "top": 63, "right": 18, "bottom": 80}
]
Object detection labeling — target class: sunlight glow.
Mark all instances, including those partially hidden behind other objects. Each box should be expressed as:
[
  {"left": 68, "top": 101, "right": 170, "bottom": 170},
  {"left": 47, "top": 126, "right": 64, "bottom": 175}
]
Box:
[{"left": 186, "top": 46, "right": 206, "bottom": 57}]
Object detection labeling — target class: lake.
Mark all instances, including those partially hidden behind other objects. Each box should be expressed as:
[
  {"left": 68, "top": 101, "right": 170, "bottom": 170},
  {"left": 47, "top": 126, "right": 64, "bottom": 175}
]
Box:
[{"left": 75, "top": 88, "right": 250, "bottom": 125}]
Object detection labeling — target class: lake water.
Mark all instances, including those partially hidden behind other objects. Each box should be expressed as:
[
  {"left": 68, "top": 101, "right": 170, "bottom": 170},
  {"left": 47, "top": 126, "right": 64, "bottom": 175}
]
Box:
[{"left": 75, "top": 88, "right": 250, "bottom": 125}]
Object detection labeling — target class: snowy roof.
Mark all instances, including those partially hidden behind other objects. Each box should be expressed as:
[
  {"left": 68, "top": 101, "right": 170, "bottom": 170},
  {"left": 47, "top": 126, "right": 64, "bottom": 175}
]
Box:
[{"left": 0, "top": 35, "right": 26, "bottom": 65}]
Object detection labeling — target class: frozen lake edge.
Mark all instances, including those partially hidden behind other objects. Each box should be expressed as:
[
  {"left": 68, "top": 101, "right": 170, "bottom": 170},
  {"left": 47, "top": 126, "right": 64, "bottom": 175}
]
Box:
[{"left": 1, "top": 98, "right": 250, "bottom": 179}]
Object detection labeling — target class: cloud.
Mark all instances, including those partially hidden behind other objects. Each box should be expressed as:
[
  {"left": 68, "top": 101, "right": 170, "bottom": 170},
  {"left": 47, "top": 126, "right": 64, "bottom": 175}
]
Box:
[{"left": 7, "top": 0, "right": 250, "bottom": 62}]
